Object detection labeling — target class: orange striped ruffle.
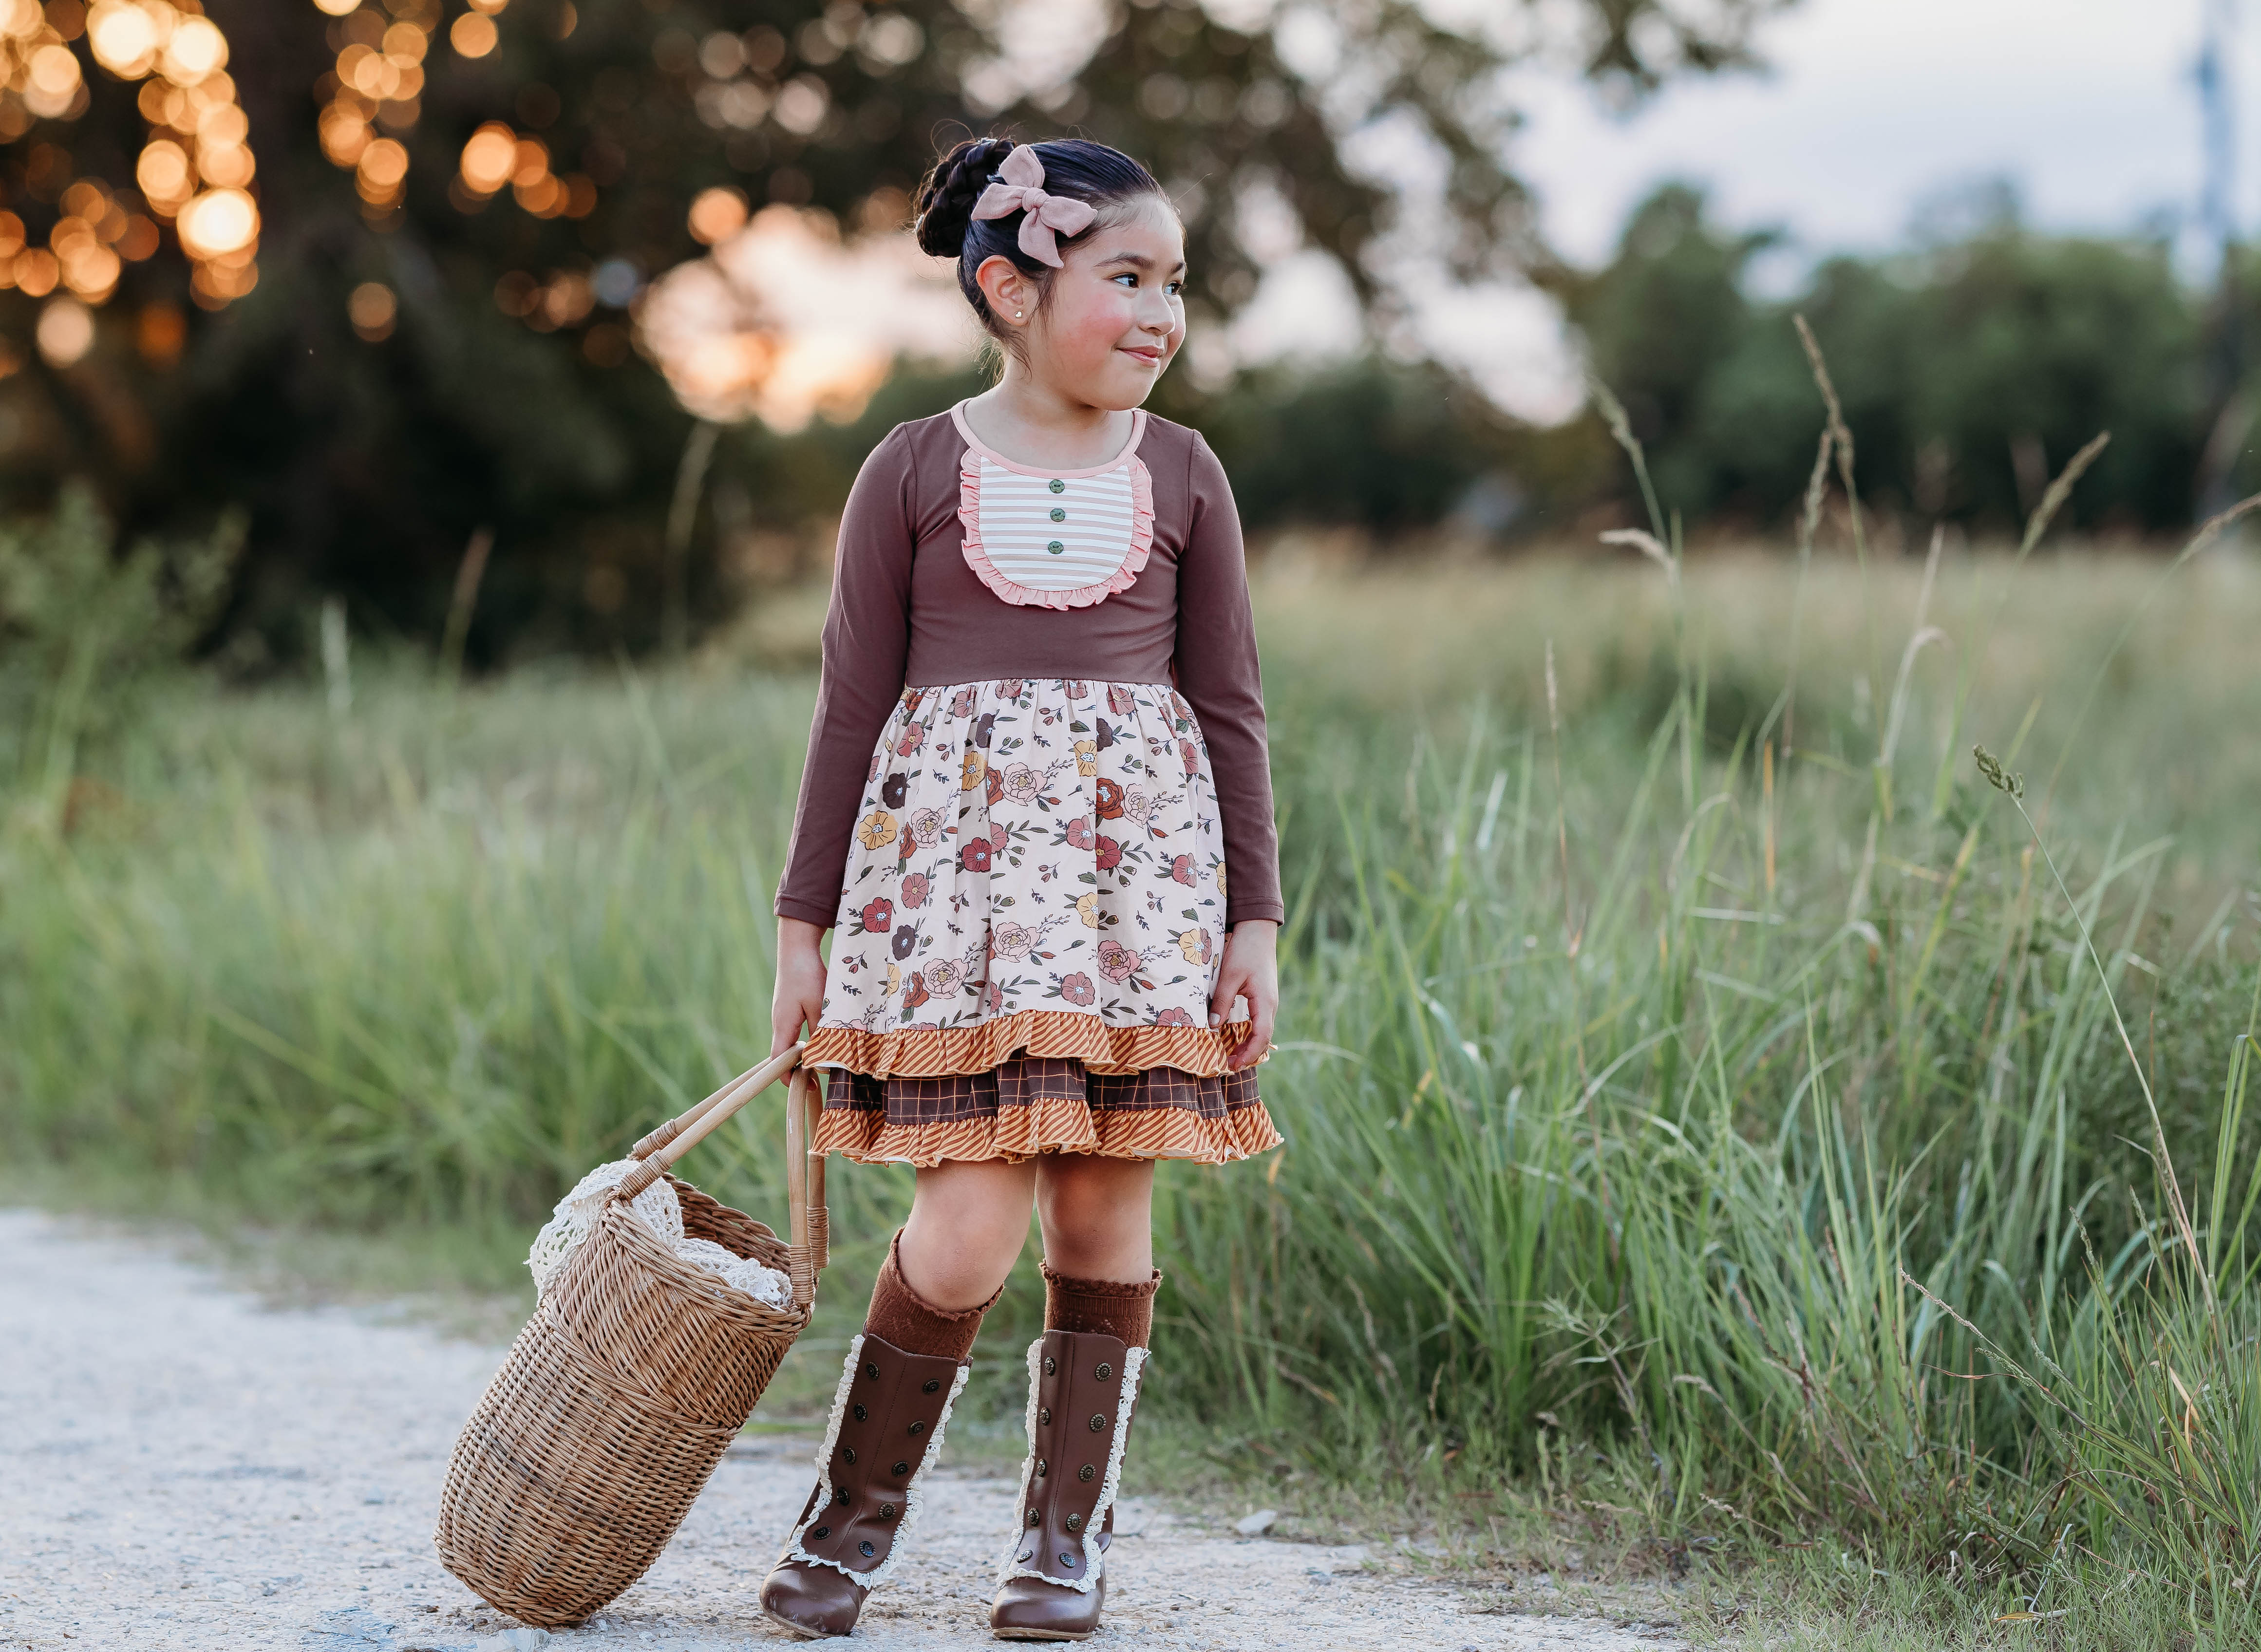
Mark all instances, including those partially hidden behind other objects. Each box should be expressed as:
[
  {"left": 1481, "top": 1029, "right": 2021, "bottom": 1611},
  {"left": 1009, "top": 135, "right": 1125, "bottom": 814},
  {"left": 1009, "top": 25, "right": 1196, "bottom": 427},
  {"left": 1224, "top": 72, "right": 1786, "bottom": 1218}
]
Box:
[
  {"left": 804, "top": 1008, "right": 1251, "bottom": 1080},
  {"left": 813, "top": 1092, "right": 1283, "bottom": 1168}
]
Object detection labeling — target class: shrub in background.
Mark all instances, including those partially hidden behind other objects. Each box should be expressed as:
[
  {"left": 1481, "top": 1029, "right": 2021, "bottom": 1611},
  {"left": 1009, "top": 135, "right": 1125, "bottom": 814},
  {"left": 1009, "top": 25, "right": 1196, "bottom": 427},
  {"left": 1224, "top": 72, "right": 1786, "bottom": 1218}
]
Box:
[{"left": 0, "top": 483, "right": 240, "bottom": 832}]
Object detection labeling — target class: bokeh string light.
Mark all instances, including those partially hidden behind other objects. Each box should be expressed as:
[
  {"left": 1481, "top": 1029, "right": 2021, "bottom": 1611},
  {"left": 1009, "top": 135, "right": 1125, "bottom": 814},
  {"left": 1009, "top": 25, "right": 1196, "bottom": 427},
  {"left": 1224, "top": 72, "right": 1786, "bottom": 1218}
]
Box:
[
  {"left": 311, "top": 0, "right": 435, "bottom": 218},
  {"left": 1, "top": 0, "right": 258, "bottom": 339},
  {"left": 449, "top": 119, "right": 595, "bottom": 221},
  {"left": 310, "top": 0, "right": 595, "bottom": 242},
  {"left": 5, "top": 0, "right": 917, "bottom": 404},
  {"left": 2, "top": 0, "right": 601, "bottom": 356},
  {"left": 346, "top": 278, "right": 394, "bottom": 339},
  {"left": 3, "top": 0, "right": 607, "bottom": 360}
]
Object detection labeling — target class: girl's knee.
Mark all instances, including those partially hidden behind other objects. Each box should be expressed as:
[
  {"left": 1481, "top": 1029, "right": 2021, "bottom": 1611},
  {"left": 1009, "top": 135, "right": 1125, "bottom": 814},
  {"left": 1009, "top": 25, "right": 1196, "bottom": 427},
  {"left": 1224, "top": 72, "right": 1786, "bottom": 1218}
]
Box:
[
  {"left": 1035, "top": 1164, "right": 1152, "bottom": 1275},
  {"left": 1036, "top": 1172, "right": 1130, "bottom": 1234}
]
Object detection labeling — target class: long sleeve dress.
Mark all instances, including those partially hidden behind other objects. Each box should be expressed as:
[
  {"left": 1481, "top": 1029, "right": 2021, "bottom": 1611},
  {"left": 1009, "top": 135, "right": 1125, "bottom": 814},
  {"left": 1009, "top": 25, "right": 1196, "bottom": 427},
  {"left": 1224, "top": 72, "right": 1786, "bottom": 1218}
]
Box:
[{"left": 775, "top": 402, "right": 1283, "bottom": 1167}]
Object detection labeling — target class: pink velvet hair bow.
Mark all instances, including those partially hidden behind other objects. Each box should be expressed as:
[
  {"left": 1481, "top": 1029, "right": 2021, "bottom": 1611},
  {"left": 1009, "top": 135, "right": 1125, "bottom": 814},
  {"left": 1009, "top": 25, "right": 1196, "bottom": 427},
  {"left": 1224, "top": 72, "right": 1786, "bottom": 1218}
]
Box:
[{"left": 970, "top": 146, "right": 1097, "bottom": 268}]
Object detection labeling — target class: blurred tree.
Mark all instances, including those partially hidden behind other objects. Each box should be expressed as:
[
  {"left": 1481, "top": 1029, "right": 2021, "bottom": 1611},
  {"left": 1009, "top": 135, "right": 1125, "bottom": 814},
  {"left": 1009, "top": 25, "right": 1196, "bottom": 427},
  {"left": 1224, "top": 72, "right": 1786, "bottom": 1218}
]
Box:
[
  {"left": 1563, "top": 182, "right": 2207, "bottom": 536},
  {"left": 0, "top": 0, "right": 1796, "bottom": 658},
  {"left": 1885, "top": 226, "right": 2201, "bottom": 528},
  {"left": 1183, "top": 353, "right": 1518, "bottom": 534},
  {"left": 1559, "top": 182, "right": 1779, "bottom": 521}
]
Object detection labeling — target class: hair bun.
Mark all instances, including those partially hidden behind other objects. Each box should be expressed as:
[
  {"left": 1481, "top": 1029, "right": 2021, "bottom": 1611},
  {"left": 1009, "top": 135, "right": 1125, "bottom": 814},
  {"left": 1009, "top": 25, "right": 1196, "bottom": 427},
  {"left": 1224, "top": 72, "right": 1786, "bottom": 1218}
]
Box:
[{"left": 915, "top": 136, "right": 1015, "bottom": 258}]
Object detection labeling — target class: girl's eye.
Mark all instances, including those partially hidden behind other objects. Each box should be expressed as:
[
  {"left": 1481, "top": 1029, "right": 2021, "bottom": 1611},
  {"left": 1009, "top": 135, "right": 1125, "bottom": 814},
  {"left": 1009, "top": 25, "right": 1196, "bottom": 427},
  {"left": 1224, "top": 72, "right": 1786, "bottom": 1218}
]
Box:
[{"left": 1113, "top": 274, "right": 1138, "bottom": 288}]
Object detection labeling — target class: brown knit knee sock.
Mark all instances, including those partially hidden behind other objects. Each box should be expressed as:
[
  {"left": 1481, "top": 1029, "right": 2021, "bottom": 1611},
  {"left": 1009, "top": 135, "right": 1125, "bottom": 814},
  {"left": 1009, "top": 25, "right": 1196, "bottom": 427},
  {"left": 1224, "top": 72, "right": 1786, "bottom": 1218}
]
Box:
[
  {"left": 1040, "top": 1260, "right": 1161, "bottom": 1348},
  {"left": 862, "top": 1230, "right": 999, "bottom": 1362}
]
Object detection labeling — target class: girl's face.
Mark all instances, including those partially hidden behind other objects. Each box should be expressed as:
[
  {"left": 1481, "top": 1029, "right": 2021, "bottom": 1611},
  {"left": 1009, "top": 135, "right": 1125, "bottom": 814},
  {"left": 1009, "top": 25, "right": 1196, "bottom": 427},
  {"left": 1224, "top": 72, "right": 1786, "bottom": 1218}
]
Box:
[{"left": 1003, "top": 195, "right": 1187, "bottom": 410}]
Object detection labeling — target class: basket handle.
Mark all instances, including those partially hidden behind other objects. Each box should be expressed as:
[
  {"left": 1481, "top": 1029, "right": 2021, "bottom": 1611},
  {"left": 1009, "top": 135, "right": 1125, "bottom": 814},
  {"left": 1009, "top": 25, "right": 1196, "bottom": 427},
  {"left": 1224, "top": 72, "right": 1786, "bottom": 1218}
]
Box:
[
  {"left": 613, "top": 1043, "right": 830, "bottom": 1310},
  {"left": 785, "top": 1065, "right": 827, "bottom": 1309},
  {"left": 628, "top": 1052, "right": 792, "bottom": 1161}
]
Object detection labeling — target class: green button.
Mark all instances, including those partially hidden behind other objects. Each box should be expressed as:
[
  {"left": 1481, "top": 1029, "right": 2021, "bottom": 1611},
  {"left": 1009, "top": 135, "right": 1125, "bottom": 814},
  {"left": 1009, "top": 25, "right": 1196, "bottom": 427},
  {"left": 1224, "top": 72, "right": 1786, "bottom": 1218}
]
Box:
[
  {"left": 1046, "top": 540, "right": 1065, "bottom": 554},
  {"left": 1048, "top": 478, "right": 1065, "bottom": 494},
  {"left": 1049, "top": 507, "right": 1066, "bottom": 522}
]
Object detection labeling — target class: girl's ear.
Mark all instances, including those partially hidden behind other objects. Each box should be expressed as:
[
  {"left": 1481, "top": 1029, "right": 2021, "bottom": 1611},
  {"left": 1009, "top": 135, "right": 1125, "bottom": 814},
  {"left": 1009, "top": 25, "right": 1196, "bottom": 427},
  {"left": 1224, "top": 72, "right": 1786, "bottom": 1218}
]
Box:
[{"left": 973, "top": 254, "right": 1037, "bottom": 329}]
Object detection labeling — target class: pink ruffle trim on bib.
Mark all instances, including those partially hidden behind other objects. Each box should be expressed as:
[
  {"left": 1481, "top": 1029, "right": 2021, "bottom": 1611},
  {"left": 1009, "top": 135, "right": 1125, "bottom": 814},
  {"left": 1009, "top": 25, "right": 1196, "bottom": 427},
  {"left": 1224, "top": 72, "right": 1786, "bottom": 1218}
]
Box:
[{"left": 951, "top": 404, "right": 1155, "bottom": 610}]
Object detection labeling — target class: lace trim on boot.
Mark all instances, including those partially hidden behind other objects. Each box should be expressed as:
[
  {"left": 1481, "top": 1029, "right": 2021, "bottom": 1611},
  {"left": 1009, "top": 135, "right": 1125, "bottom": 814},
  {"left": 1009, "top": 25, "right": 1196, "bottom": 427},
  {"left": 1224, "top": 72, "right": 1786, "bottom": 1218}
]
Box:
[
  {"left": 995, "top": 1338, "right": 1147, "bottom": 1593},
  {"left": 781, "top": 1333, "right": 973, "bottom": 1591}
]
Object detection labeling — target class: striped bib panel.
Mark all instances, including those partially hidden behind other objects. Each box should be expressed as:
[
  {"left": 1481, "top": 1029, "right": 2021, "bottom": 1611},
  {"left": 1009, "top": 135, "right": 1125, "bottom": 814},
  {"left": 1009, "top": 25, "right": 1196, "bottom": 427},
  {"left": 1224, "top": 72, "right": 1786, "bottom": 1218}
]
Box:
[
  {"left": 972, "top": 460, "right": 1140, "bottom": 593},
  {"left": 955, "top": 431, "right": 1156, "bottom": 611}
]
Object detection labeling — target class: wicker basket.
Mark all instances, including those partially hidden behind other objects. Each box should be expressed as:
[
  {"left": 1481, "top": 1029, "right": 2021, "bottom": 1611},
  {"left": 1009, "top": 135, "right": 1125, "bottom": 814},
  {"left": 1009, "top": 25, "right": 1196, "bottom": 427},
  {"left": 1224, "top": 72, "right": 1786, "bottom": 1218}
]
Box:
[{"left": 434, "top": 1045, "right": 828, "bottom": 1628}]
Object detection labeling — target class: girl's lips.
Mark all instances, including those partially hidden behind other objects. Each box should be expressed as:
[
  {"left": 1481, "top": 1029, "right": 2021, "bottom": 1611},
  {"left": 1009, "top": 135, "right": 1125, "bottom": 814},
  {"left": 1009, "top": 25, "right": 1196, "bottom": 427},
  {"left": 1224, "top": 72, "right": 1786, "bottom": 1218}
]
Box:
[{"left": 1119, "top": 345, "right": 1164, "bottom": 366}]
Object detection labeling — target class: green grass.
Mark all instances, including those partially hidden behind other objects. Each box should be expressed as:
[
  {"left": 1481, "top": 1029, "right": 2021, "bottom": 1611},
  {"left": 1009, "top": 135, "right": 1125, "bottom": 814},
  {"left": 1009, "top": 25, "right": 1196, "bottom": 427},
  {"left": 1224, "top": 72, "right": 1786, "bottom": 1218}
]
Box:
[{"left": 4, "top": 533, "right": 2261, "bottom": 1645}]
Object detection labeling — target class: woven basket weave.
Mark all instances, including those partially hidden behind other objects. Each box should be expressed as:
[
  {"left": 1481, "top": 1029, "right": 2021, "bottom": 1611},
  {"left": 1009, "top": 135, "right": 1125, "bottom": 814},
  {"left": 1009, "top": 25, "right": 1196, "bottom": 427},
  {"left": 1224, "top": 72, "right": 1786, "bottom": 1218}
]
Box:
[{"left": 434, "top": 1046, "right": 827, "bottom": 1628}]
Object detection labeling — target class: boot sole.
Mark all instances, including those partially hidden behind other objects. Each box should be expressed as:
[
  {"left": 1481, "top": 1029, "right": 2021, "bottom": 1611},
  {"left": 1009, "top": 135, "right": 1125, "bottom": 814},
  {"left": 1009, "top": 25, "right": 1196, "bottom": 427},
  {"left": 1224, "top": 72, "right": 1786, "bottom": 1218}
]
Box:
[
  {"left": 992, "top": 1629, "right": 1096, "bottom": 1642},
  {"left": 761, "top": 1606, "right": 846, "bottom": 1640}
]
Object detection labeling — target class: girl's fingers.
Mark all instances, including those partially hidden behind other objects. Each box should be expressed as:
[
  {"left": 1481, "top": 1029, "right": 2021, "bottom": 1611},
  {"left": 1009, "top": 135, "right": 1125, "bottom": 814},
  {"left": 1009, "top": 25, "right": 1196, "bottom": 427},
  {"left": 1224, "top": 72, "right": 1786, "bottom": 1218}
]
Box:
[
  {"left": 1207, "top": 965, "right": 1245, "bottom": 1027},
  {"left": 1229, "top": 1000, "right": 1273, "bottom": 1070},
  {"left": 771, "top": 998, "right": 814, "bottom": 1056},
  {"left": 1226, "top": 976, "right": 1278, "bottom": 1070},
  {"left": 1210, "top": 931, "right": 1278, "bottom": 1066},
  {"left": 1252, "top": 1003, "right": 1276, "bottom": 1063},
  {"left": 1212, "top": 975, "right": 1269, "bottom": 1066}
]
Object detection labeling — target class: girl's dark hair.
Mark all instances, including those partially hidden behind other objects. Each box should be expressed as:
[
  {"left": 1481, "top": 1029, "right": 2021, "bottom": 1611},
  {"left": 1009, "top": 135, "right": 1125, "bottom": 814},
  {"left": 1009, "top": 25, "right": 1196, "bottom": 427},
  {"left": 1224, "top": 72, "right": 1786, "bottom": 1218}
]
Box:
[{"left": 913, "top": 136, "right": 1165, "bottom": 341}]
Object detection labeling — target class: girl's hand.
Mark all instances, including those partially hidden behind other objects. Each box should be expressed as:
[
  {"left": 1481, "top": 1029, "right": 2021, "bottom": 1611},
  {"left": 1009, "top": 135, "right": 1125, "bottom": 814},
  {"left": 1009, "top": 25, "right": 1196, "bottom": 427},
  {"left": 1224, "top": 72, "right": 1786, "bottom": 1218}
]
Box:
[
  {"left": 1209, "top": 920, "right": 1278, "bottom": 1072},
  {"left": 772, "top": 918, "right": 829, "bottom": 1056}
]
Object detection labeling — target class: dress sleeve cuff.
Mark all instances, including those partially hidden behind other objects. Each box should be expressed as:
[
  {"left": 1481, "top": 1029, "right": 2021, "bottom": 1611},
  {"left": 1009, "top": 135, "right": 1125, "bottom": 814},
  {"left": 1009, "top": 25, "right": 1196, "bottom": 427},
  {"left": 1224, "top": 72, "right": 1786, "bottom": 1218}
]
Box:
[
  {"left": 774, "top": 894, "right": 838, "bottom": 928},
  {"left": 1226, "top": 902, "right": 1285, "bottom": 928}
]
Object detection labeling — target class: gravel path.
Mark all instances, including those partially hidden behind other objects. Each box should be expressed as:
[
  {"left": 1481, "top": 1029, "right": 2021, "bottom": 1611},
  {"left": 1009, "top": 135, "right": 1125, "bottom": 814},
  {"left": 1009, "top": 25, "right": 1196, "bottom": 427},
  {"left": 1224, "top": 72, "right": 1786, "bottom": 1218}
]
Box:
[{"left": 0, "top": 1209, "right": 1684, "bottom": 1652}]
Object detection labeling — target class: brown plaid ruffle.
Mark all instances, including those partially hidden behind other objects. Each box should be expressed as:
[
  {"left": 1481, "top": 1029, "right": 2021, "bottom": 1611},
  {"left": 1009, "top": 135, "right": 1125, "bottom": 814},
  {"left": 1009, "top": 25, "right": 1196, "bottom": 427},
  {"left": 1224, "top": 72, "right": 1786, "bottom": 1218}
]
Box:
[
  {"left": 805, "top": 1012, "right": 1244, "bottom": 1079},
  {"left": 814, "top": 1054, "right": 1281, "bottom": 1167}
]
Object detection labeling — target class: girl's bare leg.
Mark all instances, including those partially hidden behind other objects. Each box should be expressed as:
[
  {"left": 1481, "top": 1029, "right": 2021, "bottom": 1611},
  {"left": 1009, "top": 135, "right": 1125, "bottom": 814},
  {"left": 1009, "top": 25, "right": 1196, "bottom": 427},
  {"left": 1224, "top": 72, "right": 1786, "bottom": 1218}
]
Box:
[
  {"left": 896, "top": 1157, "right": 1039, "bottom": 1310},
  {"left": 1033, "top": 1153, "right": 1155, "bottom": 1282}
]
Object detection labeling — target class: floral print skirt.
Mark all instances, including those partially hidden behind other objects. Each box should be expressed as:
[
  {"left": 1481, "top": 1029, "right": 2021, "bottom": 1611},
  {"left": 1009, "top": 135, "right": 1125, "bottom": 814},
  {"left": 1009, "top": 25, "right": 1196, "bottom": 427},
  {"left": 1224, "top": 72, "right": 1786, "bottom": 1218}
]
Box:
[{"left": 803, "top": 676, "right": 1281, "bottom": 1167}]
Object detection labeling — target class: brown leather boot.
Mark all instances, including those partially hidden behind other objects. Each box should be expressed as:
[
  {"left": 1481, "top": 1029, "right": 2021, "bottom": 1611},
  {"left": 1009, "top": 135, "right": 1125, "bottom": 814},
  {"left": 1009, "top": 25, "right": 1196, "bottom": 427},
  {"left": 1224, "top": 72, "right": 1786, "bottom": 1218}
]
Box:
[
  {"left": 989, "top": 1329, "right": 1147, "bottom": 1641},
  {"left": 759, "top": 1333, "right": 968, "bottom": 1639}
]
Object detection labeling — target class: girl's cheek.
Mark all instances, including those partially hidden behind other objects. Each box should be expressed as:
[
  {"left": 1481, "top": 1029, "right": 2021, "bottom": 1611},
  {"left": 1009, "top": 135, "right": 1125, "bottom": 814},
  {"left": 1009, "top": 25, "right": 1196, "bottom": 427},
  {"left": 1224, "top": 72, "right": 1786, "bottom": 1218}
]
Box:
[{"left": 1071, "top": 297, "right": 1140, "bottom": 353}]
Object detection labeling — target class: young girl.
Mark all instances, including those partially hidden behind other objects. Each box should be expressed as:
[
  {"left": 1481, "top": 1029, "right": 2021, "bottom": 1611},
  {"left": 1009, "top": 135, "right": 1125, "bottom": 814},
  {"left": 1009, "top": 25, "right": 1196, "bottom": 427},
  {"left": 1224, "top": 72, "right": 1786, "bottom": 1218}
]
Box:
[{"left": 760, "top": 134, "right": 1282, "bottom": 1642}]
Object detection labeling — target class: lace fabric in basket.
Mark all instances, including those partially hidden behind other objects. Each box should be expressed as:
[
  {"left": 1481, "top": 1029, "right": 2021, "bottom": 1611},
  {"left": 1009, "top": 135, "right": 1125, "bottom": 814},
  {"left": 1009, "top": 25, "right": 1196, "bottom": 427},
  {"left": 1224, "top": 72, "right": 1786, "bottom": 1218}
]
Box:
[{"left": 527, "top": 1159, "right": 794, "bottom": 1312}]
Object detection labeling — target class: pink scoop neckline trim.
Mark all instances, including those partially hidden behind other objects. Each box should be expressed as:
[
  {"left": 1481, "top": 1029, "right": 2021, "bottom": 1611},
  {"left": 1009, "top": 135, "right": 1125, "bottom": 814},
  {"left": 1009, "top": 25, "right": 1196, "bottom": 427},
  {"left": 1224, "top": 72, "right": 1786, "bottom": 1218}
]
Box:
[{"left": 948, "top": 402, "right": 1148, "bottom": 477}]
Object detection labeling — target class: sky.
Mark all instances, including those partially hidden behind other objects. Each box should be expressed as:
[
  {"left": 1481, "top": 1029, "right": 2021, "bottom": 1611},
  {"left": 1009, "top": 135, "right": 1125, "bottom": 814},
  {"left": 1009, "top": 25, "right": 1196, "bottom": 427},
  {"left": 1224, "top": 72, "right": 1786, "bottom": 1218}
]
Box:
[
  {"left": 712, "top": 0, "right": 2249, "bottom": 430},
  {"left": 1229, "top": 0, "right": 2251, "bottom": 421},
  {"left": 1512, "top": 0, "right": 2230, "bottom": 272}
]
